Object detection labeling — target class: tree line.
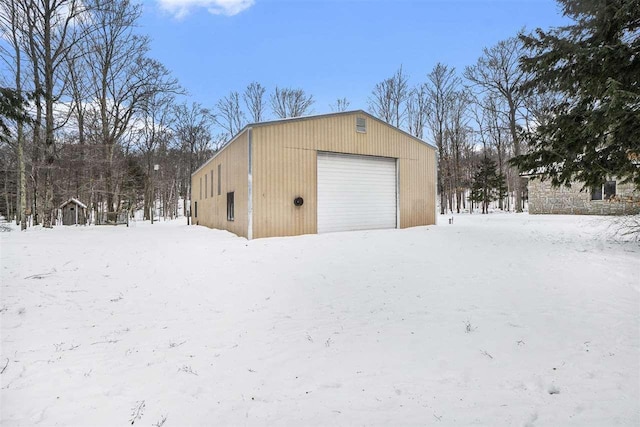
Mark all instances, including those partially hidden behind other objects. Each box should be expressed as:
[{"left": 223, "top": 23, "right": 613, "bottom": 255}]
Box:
[
  {"left": 367, "top": 37, "right": 533, "bottom": 214},
  {"left": 1, "top": 0, "right": 637, "bottom": 227},
  {"left": 0, "top": 0, "right": 321, "bottom": 228},
  {"left": 357, "top": 0, "right": 638, "bottom": 215}
]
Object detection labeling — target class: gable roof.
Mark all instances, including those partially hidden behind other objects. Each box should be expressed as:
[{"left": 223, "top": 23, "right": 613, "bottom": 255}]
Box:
[
  {"left": 59, "top": 198, "right": 87, "bottom": 209},
  {"left": 192, "top": 110, "right": 436, "bottom": 176},
  {"left": 247, "top": 110, "right": 436, "bottom": 149}
]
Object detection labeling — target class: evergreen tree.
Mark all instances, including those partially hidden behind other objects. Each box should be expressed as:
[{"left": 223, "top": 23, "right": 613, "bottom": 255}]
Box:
[
  {"left": 469, "top": 157, "right": 506, "bottom": 214},
  {"left": 0, "top": 87, "right": 30, "bottom": 144},
  {"left": 512, "top": 0, "right": 640, "bottom": 190}
]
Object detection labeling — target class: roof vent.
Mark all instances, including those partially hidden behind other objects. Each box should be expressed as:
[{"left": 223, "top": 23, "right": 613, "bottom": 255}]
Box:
[{"left": 356, "top": 117, "right": 366, "bottom": 133}]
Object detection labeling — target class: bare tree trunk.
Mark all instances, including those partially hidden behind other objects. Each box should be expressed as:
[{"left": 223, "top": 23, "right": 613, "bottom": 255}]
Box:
[
  {"left": 144, "top": 173, "right": 151, "bottom": 220},
  {"left": 17, "top": 127, "right": 26, "bottom": 229},
  {"left": 3, "top": 0, "right": 27, "bottom": 229},
  {"left": 26, "top": 2, "right": 42, "bottom": 225},
  {"left": 41, "top": 0, "right": 55, "bottom": 228},
  {"left": 454, "top": 139, "right": 462, "bottom": 214},
  {"left": 104, "top": 143, "right": 114, "bottom": 212},
  {"left": 43, "top": 72, "right": 55, "bottom": 228},
  {"left": 89, "top": 178, "right": 95, "bottom": 224},
  {"left": 508, "top": 99, "right": 522, "bottom": 212},
  {"left": 3, "top": 168, "right": 10, "bottom": 221},
  {"left": 495, "top": 124, "right": 504, "bottom": 210}
]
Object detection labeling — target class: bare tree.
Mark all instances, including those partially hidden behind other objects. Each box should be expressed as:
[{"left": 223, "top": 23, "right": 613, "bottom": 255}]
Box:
[
  {"left": 0, "top": 0, "right": 225, "bottom": 226},
  {"left": 369, "top": 78, "right": 394, "bottom": 124},
  {"left": 25, "top": 0, "right": 95, "bottom": 227},
  {"left": 446, "top": 89, "right": 472, "bottom": 213},
  {"left": 136, "top": 91, "right": 175, "bottom": 221},
  {"left": 483, "top": 95, "right": 511, "bottom": 209},
  {"left": 391, "top": 65, "right": 409, "bottom": 128},
  {"left": 425, "top": 63, "right": 459, "bottom": 214},
  {"left": 406, "top": 83, "right": 428, "bottom": 139},
  {"left": 369, "top": 66, "right": 410, "bottom": 128},
  {"left": 84, "top": 0, "right": 180, "bottom": 213},
  {"left": 64, "top": 37, "right": 94, "bottom": 205},
  {"left": 0, "top": 0, "right": 27, "bottom": 229},
  {"left": 243, "top": 81, "right": 266, "bottom": 123},
  {"left": 464, "top": 37, "right": 528, "bottom": 212},
  {"left": 270, "top": 86, "right": 314, "bottom": 118},
  {"left": 173, "top": 101, "right": 215, "bottom": 215},
  {"left": 216, "top": 91, "right": 246, "bottom": 138},
  {"left": 3, "top": 0, "right": 80, "bottom": 226},
  {"left": 330, "top": 97, "right": 350, "bottom": 112},
  {"left": 23, "top": 1, "right": 44, "bottom": 225}
]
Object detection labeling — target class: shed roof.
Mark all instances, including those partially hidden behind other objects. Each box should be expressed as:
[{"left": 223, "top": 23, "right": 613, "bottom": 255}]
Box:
[
  {"left": 59, "top": 198, "right": 87, "bottom": 209},
  {"left": 193, "top": 110, "right": 436, "bottom": 177}
]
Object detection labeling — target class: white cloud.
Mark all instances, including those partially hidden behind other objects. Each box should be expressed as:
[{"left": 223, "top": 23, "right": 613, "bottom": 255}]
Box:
[{"left": 157, "top": 0, "right": 255, "bottom": 19}]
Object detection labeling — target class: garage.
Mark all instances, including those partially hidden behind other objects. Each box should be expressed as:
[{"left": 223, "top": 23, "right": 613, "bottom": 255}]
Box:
[
  {"left": 191, "top": 110, "right": 436, "bottom": 239},
  {"left": 317, "top": 152, "right": 397, "bottom": 233}
]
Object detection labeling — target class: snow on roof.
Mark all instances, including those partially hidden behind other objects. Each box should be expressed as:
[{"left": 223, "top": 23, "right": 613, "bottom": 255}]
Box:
[{"left": 59, "top": 198, "right": 87, "bottom": 209}]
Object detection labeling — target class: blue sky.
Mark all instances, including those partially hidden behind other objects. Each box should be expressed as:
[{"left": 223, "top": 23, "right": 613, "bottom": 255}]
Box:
[{"left": 140, "top": 0, "right": 569, "bottom": 117}]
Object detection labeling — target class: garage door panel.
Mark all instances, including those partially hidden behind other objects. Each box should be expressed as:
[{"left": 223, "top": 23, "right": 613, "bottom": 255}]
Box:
[{"left": 317, "top": 152, "right": 397, "bottom": 233}]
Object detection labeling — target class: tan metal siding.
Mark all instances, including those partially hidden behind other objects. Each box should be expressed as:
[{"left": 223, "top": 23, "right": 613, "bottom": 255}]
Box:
[
  {"left": 251, "top": 124, "right": 316, "bottom": 238},
  {"left": 251, "top": 113, "right": 436, "bottom": 238},
  {"left": 191, "top": 131, "right": 249, "bottom": 238}
]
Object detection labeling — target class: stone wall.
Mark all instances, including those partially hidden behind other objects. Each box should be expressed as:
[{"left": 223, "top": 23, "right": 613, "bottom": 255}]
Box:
[{"left": 528, "top": 179, "right": 640, "bottom": 215}]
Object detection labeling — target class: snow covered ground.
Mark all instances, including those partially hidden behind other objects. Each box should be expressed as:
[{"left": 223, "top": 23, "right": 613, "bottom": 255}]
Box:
[{"left": 1, "top": 213, "right": 638, "bottom": 426}]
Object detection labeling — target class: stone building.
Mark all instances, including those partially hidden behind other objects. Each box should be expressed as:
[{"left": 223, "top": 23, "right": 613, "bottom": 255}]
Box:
[{"left": 527, "top": 178, "right": 640, "bottom": 215}]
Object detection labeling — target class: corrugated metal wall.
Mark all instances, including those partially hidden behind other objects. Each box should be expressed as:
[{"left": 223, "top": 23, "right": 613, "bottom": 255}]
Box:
[
  {"left": 191, "top": 131, "right": 249, "bottom": 237},
  {"left": 251, "top": 112, "right": 436, "bottom": 238}
]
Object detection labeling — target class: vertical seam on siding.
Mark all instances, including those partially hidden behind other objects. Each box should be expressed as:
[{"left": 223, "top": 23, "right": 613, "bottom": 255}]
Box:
[
  {"left": 247, "top": 128, "right": 253, "bottom": 240},
  {"left": 434, "top": 151, "right": 438, "bottom": 225},
  {"left": 396, "top": 158, "right": 400, "bottom": 229}
]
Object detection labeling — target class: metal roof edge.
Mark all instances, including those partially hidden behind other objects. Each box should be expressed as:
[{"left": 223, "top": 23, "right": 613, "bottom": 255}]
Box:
[
  {"left": 246, "top": 110, "right": 363, "bottom": 128},
  {"left": 191, "top": 127, "right": 251, "bottom": 177},
  {"left": 247, "top": 109, "right": 437, "bottom": 150},
  {"left": 192, "top": 110, "right": 437, "bottom": 178},
  {"left": 357, "top": 111, "right": 438, "bottom": 151}
]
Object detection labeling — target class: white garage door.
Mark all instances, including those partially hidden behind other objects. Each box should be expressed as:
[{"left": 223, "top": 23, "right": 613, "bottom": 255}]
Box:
[{"left": 317, "top": 152, "right": 397, "bottom": 233}]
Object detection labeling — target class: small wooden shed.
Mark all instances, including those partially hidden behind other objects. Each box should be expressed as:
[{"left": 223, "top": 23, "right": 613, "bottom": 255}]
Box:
[{"left": 59, "top": 198, "right": 87, "bottom": 225}]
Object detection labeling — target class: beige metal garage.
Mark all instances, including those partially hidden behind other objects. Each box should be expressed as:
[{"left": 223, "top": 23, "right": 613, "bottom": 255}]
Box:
[{"left": 191, "top": 110, "right": 436, "bottom": 239}]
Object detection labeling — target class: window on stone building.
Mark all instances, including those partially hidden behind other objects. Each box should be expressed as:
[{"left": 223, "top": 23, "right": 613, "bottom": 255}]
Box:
[
  {"left": 604, "top": 181, "right": 616, "bottom": 200},
  {"left": 591, "top": 181, "right": 616, "bottom": 201}
]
